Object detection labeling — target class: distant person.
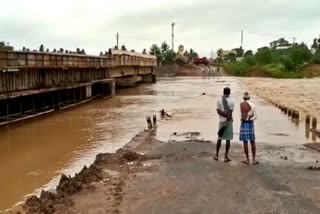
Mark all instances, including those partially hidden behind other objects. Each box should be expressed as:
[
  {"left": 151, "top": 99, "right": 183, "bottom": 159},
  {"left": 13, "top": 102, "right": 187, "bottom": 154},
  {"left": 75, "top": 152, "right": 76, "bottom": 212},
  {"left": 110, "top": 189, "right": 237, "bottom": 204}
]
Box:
[
  {"left": 214, "top": 87, "right": 234, "bottom": 162},
  {"left": 240, "top": 92, "right": 259, "bottom": 165},
  {"left": 160, "top": 109, "right": 171, "bottom": 119}
]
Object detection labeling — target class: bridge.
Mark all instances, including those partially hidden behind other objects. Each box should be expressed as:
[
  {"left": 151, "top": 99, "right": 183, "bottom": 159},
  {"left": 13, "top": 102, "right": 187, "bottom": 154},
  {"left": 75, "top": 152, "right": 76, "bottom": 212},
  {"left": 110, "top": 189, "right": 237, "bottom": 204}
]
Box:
[{"left": 0, "top": 49, "right": 157, "bottom": 127}]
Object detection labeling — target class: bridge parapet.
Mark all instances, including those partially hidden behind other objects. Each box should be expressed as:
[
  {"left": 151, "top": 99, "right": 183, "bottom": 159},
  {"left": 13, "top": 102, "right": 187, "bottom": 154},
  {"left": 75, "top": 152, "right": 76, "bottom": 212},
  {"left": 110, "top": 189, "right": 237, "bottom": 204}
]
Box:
[
  {"left": 0, "top": 51, "right": 113, "bottom": 70},
  {"left": 109, "top": 49, "right": 156, "bottom": 67},
  {"left": 0, "top": 50, "right": 157, "bottom": 70}
]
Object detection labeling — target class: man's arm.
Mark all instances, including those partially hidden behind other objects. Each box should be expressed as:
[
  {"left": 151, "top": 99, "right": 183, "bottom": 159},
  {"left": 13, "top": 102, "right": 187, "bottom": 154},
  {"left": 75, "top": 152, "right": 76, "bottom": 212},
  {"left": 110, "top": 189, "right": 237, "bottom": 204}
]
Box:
[
  {"left": 217, "top": 109, "right": 228, "bottom": 117},
  {"left": 217, "top": 99, "right": 228, "bottom": 117},
  {"left": 227, "top": 110, "right": 233, "bottom": 120}
]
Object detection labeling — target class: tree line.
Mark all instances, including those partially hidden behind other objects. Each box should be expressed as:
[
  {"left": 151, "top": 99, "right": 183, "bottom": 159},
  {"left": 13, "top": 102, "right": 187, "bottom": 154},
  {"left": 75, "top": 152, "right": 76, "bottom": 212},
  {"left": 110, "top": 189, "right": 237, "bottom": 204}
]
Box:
[
  {"left": 149, "top": 41, "right": 199, "bottom": 65},
  {"left": 221, "top": 36, "right": 320, "bottom": 78}
]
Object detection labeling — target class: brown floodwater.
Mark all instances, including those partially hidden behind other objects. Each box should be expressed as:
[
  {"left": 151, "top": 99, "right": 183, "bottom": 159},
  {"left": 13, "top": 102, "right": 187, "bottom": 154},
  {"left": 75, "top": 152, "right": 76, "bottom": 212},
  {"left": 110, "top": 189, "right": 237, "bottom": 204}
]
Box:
[{"left": 0, "top": 77, "right": 317, "bottom": 211}]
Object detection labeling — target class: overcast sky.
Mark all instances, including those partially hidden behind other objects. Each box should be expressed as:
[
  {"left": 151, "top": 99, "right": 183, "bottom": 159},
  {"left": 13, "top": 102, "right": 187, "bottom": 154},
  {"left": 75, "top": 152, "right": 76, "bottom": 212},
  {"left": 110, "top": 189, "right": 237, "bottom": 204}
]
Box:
[{"left": 1, "top": 0, "right": 319, "bottom": 57}]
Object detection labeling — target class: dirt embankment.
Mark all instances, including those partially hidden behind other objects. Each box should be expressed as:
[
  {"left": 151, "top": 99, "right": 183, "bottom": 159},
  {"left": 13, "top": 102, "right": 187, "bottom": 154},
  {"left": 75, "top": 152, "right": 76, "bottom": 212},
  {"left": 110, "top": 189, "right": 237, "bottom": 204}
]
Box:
[
  {"left": 155, "top": 64, "right": 225, "bottom": 77},
  {"left": 304, "top": 64, "right": 320, "bottom": 77},
  {"left": 175, "top": 64, "right": 203, "bottom": 76},
  {"left": 242, "top": 78, "right": 320, "bottom": 121},
  {"left": 11, "top": 127, "right": 320, "bottom": 214},
  {"left": 10, "top": 131, "right": 160, "bottom": 214}
]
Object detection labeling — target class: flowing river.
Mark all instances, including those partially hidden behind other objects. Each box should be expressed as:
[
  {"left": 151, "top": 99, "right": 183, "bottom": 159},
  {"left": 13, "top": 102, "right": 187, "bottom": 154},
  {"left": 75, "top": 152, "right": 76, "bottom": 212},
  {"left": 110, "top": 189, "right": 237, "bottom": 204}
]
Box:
[{"left": 0, "top": 77, "right": 316, "bottom": 211}]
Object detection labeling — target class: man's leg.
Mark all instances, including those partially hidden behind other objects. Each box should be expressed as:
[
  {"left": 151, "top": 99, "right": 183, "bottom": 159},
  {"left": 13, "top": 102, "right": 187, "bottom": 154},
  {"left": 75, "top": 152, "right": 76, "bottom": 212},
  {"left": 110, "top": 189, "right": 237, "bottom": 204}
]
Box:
[
  {"left": 214, "top": 139, "right": 222, "bottom": 160},
  {"left": 224, "top": 140, "right": 231, "bottom": 162},
  {"left": 242, "top": 141, "right": 250, "bottom": 165},
  {"left": 250, "top": 141, "right": 259, "bottom": 164}
]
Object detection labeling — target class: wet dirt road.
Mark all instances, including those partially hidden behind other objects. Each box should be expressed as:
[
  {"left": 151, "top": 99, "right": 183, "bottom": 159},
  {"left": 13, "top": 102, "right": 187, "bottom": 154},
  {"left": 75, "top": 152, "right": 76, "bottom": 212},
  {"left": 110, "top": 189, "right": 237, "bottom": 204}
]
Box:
[{"left": 0, "top": 77, "right": 318, "bottom": 211}]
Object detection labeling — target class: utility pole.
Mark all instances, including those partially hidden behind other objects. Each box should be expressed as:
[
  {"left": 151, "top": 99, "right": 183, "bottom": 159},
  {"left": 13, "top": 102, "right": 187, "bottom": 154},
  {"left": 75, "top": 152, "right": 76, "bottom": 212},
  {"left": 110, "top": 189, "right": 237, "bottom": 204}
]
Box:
[
  {"left": 171, "top": 22, "right": 175, "bottom": 51},
  {"left": 241, "top": 30, "right": 244, "bottom": 49},
  {"left": 116, "top": 32, "right": 119, "bottom": 49},
  {"left": 293, "top": 37, "right": 296, "bottom": 46}
]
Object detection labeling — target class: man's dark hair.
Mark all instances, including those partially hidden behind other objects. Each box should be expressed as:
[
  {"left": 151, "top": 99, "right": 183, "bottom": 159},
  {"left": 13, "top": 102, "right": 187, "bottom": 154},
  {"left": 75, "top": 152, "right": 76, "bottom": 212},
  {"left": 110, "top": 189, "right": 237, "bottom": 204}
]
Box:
[{"left": 223, "top": 87, "right": 231, "bottom": 95}]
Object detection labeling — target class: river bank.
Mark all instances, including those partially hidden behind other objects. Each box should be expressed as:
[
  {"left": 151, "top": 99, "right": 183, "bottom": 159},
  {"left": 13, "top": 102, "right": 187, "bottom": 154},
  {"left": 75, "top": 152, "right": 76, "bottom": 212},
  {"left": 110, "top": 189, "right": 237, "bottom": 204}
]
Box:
[
  {"left": 11, "top": 126, "right": 320, "bottom": 214},
  {"left": 241, "top": 77, "right": 320, "bottom": 121},
  {"left": 3, "top": 76, "right": 320, "bottom": 213}
]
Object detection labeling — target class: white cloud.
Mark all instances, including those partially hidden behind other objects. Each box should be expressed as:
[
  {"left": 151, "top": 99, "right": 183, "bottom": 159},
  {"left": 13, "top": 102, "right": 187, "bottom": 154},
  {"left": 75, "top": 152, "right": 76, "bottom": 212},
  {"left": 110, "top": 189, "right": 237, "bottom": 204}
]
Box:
[{"left": 0, "top": 0, "right": 319, "bottom": 56}]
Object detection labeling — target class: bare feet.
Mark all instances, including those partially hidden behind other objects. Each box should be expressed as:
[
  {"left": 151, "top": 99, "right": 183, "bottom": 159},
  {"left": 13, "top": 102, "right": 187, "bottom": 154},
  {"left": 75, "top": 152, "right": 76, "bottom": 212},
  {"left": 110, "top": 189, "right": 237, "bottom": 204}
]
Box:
[
  {"left": 213, "top": 156, "right": 219, "bottom": 161},
  {"left": 242, "top": 160, "right": 250, "bottom": 165},
  {"left": 224, "top": 157, "right": 231, "bottom": 163},
  {"left": 253, "top": 161, "right": 260, "bottom": 165}
]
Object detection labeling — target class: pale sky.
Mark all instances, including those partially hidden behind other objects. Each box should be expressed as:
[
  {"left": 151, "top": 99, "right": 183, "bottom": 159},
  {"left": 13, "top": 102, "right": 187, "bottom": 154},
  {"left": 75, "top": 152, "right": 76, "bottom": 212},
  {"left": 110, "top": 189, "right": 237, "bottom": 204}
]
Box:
[{"left": 0, "top": 0, "right": 319, "bottom": 57}]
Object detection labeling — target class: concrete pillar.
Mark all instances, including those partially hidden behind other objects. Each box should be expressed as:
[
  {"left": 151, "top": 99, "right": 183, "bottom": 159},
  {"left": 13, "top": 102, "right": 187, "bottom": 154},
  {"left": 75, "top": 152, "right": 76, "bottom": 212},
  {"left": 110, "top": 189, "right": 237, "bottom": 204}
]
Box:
[
  {"left": 152, "top": 74, "right": 157, "bottom": 83},
  {"left": 153, "top": 115, "right": 157, "bottom": 127},
  {"left": 111, "top": 79, "right": 115, "bottom": 97},
  {"left": 306, "top": 115, "right": 311, "bottom": 128},
  {"left": 86, "top": 85, "right": 92, "bottom": 99},
  {"left": 146, "top": 116, "right": 152, "bottom": 129},
  {"left": 312, "top": 117, "right": 317, "bottom": 130},
  {"left": 142, "top": 74, "right": 157, "bottom": 83}
]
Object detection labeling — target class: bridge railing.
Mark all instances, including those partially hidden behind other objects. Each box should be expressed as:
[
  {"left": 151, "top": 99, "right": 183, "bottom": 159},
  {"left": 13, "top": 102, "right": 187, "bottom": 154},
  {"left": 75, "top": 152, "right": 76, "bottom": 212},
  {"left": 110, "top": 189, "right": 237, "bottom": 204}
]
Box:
[{"left": 0, "top": 50, "right": 157, "bottom": 70}]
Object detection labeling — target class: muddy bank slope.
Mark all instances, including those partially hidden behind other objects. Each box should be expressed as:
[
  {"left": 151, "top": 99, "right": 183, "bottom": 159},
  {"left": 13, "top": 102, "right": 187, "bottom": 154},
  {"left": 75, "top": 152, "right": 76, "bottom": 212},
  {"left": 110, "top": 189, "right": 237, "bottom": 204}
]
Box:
[
  {"left": 12, "top": 128, "right": 320, "bottom": 214},
  {"left": 155, "top": 64, "right": 225, "bottom": 77},
  {"left": 242, "top": 78, "right": 320, "bottom": 121}
]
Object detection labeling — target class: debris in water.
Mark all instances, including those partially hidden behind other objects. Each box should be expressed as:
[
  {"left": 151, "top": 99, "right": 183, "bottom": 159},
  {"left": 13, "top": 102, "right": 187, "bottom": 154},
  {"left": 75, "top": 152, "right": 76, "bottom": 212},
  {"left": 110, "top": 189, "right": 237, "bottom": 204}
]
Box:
[
  {"left": 307, "top": 166, "right": 320, "bottom": 170},
  {"left": 160, "top": 109, "right": 172, "bottom": 119}
]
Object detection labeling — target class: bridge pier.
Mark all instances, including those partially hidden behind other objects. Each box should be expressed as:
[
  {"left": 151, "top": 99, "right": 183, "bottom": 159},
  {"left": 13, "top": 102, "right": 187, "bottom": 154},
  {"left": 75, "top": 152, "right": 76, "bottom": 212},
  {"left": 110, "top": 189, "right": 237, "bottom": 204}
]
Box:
[{"left": 142, "top": 74, "right": 157, "bottom": 83}]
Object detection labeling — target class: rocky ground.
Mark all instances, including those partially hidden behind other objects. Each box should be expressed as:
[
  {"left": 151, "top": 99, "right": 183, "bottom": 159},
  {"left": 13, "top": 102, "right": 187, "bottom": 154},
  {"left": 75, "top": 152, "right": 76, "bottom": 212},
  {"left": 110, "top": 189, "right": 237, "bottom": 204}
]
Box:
[{"left": 9, "top": 127, "right": 320, "bottom": 214}]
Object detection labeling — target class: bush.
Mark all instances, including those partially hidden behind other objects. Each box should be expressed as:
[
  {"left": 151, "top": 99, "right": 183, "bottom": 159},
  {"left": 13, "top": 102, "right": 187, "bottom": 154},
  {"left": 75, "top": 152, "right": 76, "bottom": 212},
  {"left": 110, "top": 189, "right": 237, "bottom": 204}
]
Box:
[
  {"left": 312, "top": 52, "right": 320, "bottom": 64},
  {"left": 223, "top": 42, "right": 313, "bottom": 78}
]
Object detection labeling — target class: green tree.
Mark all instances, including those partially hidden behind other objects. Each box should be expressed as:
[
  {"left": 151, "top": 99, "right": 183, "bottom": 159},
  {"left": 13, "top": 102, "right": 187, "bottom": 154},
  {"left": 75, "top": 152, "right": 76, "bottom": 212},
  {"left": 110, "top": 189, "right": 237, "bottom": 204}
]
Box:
[
  {"left": 217, "top": 49, "right": 223, "bottom": 58},
  {"left": 244, "top": 50, "right": 253, "bottom": 57},
  {"left": 255, "top": 47, "right": 273, "bottom": 64},
  {"left": 189, "top": 49, "right": 199, "bottom": 58},
  {"left": 150, "top": 44, "right": 162, "bottom": 65},
  {"left": 0, "top": 41, "right": 14, "bottom": 51},
  {"left": 226, "top": 52, "right": 237, "bottom": 62},
  {"left": 270, "top": 38, "right": 290, "bottom": 48},
  {"left": 232, "top": 47, "right": 244, "bottom": 57},
  {"left": 161, "top": 41, "right": 169, "bottom": 53},
  {"left": 311, "top": 36, "right": 320, "bottom": 53},
  {"left": 162, "top": 49, "right": 176, "bottom": 64},
  {"left": 39, "top": 44, "right": 45, "bottom": 52},
  {"left": 121, "top": 45, "right": 127, "bottom": 51}
]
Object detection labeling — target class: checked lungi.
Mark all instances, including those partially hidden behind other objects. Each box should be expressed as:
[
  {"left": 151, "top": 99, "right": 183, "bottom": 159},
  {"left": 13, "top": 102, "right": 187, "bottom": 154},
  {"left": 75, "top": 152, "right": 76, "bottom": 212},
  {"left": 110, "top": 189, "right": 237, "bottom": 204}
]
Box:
[{"left": 239, "top": 121, "right": 255, "bottom": 142}]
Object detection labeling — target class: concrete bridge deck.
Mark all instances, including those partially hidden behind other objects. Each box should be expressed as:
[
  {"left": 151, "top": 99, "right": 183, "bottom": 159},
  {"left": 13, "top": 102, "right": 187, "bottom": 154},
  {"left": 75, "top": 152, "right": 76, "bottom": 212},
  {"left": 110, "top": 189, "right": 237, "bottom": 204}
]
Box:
[{"left": 0, "top": 49, "right": 157, "bottom": 127}]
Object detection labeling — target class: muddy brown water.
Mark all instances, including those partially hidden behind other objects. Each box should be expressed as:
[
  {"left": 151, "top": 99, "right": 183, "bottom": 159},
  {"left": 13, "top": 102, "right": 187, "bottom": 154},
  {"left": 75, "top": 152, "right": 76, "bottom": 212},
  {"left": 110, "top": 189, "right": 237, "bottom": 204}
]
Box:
[{"left": 0, "top": 77, "right": 317, "bottom": 211}]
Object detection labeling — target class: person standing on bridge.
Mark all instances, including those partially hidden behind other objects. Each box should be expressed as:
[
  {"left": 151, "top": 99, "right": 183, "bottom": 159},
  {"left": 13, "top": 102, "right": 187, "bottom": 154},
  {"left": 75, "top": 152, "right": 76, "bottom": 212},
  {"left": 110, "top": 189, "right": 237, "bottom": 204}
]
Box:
[
  {"left": 214, "top": 87, "right": 234, "bottom": 162},
  {"left": 240, "top": 92, "right": 259, "bottom": 165}
]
